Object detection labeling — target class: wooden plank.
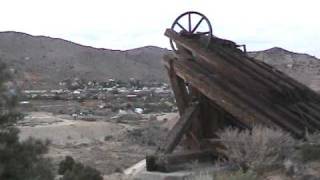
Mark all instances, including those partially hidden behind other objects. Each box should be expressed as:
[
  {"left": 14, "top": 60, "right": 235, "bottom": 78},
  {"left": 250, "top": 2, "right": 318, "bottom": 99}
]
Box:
[
  {"left": 163, "top": 54, "right": 304, "bottom": 137},
  {"left": 165, "top": 29, "right": 287, "bottom": 97},
  {"left": 189, "top": 51, "right": 314, "bottom": 132},
  {"left": 203, "top": 40, "right": 320, "bottom": 131},
  {"left": 207, "top": 41, "right": 296, "bottom": 91},
  {"left": 177, "top": 33, "right": 320, "bottom": 129},
  {"left": 164, "top": 55, "right": 263, "bottom": 125},
  {"left": 247, "top": 54, "right": 320, "bottom": 104},
  {"left": 199, "top": 95, "right": 221, "bottom": 138},
  {"left": 157, "top": 102, "right": 200, "bottom": 154},
  {"left": 307, "top": 102, "right": 320, "bottom": 119},
  {"left": 207, "top": 41, "right": 320, "bottom": 107},
  {"left": 292, "top": 103, "right": 320, "bottom": 128},
  {"left": 167, "top": 30, "right": 311, "bottom": 131},
  {"left": 165, "top": 30, "right": 319, "bottom": 134},
  {"left": 207, "top": 100, "right": 250, "bottom": 130},
  {"left": 167, "top": 29, "right": 320, "bottom": 119},
  {"left": 165, "top": 54, "right": 307, "bottom": 133},
  {"left": 166, "top": 59, "right": 190, "bottom": 115}
]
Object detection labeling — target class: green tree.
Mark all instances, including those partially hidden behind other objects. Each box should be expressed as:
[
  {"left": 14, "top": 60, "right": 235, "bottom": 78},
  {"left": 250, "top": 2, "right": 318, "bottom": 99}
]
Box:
[{"left": 0, "top": 61, "right": 54, "bottom": 180}]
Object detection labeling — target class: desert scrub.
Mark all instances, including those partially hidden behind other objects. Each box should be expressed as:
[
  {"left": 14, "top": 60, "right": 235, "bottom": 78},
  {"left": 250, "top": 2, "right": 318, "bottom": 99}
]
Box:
[
  {"left": 58, "top": 156, "right": 103, "bottom": 180},
  {"left": 214, "top": 170, "right": 257, "bottom": 180},
  {"left": 216, "top": 125, "right": 296, "bottom": 170},
  {"left": 187, "top": 171, "right": 213, "bottom": 180},
  {"left": 188, "top": 169, "right": 257, "bottom": 180},
  {"left": 297, "top": 132, "right": 320, "bottom": 162}
]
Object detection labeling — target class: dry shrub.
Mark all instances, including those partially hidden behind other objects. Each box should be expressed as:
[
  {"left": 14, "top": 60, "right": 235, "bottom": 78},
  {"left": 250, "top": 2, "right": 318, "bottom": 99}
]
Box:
[
  {"left": 298, "top": 132, "right": 320, "bottom": 162},
  {"left": 217, "top": 125, "right": 296, "bottom": 169},
  {"left": 305, "top": 132, "right": 320, "bottom": 144},
  {"left": 214, "top": 170, "right": 257, "bottom": 180},
  {"left": 188, "top": 169, "right": 257, "bottom": 180},
  {"left": 187, "top": 171, "right": 213, "bottom": 180}
]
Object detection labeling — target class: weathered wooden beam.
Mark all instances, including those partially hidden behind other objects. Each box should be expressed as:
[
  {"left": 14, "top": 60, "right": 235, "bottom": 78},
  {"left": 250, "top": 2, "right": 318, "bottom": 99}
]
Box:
[
  {"left": 163, "top": 54, "right": 304, "bottom": 137},
  {"left": 247, "top": 53, "right": 320, "bottom": 104},
  {"left": 207, "top": 41, "right": 297, "bottom": 92},
  {"left": 166, "top": 59, "right": 190, "bottom": 115},
  {"left": 206, "top": 41, "right": 320, "bottom": 108},
  {"left": 206, "top": 100, "right": 250, "bottom": 130},
  {"left": 198, "top": 95, "right": 221, "bottom": 138},
  {"left": 157, "top": 102, "right": 200, "bottom": 154},
  {"left": 167, "top": 30, "right": 320, "bottom": 123},
  {"left": 166, "top": 30, "right": 313, "bottom": 131},
  {"left": 177, "top": 30, "right": 320, "bottom": 125},
  {"left": 203, "top": 40, "right": 320, "bottom": 130},
  {"left": 290, "top": 103, "right": 320, "bottom": 128},
  {"left": 165, "top": 30, "right": 320, "bottom": 134},
  {"left": 192, "top": 53, "right": 316, "bottom": 131},
  {"left": 146, "top": 150, "right": 217, "bottom": 172},
  {"left": 165, "top": 29, "right": 287, "bottom": 97}
]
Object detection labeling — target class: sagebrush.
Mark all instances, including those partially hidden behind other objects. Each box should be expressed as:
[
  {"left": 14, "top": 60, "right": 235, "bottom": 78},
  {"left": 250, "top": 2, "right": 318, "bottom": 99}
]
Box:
[
  {"left": 188, "top": 169, "right": 257, "bottom": 180},
  {"left": 216, "top": 125, "right": 296, "bottom": 169},
  {"left": 58, "top": 156, "right": 103, "bottom": 180}
]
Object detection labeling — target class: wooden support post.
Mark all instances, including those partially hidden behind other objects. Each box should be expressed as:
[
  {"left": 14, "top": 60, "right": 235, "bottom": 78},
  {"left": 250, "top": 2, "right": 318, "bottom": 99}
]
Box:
[
  {"left": 166, "top": 57, "right": 190, "bottom": 115},
  {"left": 157, "top": 103, "right": 200, "bottom": 154},
  {"left": 147, "top": 103, "right": 201, "bottom": 172},
  {"left": 199, "top": 95, "right": 220, "bottom": 138}
]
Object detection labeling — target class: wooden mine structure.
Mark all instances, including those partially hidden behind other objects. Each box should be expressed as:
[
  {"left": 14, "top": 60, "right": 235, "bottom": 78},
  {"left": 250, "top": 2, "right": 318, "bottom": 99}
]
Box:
[{"left": 146, "top": 11, "right": 320, "bottom": 172}]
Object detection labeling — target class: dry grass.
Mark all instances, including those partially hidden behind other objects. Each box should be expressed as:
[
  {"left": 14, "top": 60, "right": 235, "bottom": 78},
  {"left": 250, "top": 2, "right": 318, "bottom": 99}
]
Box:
[
  {"left": 189, "top": 128, "right": 320, "bottom": 180},
  {"left": 188, "top": 169, "right": 257, "bottom": 180},
  {"left": 216, "top": 125, "right": 296, "bottom": 169},
  {"left": 187, "top": 171, "right": 213, "bottom": 180},
  {"left": 214, "top": 170, "right": 257, "bottom": 180},
  {"left": 298, "top": 132, "right": 320, "bottom": 162}
]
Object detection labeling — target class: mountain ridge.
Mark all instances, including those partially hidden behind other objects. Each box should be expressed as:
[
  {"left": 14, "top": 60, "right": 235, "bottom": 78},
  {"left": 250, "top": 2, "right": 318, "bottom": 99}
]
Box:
[{"left": 1, "top": 31, "right": 320, "bottom": 90}]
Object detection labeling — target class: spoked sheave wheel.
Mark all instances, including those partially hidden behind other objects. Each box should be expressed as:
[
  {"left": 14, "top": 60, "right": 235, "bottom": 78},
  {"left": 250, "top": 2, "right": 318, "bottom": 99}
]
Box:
[{"left": 170, "top": 11, "right": 213, "bottom": 52}]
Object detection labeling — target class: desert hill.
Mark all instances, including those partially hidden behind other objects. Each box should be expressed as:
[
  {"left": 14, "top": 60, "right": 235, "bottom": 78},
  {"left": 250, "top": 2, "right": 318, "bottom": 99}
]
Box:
[
  {"left": 249, "top": 47, "right": 320, "bottom": 91},
  {"left": 0, "top": 31, "right": 168, "bottom": 89},
  {"left": 1, "top": 31, "right": 320, "bottom": 91}
]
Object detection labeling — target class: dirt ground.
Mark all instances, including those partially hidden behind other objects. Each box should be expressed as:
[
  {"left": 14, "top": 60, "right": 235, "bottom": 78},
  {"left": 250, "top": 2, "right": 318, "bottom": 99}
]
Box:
[{"left": 17, "top": 99, "right": 178, "bottom": 177}]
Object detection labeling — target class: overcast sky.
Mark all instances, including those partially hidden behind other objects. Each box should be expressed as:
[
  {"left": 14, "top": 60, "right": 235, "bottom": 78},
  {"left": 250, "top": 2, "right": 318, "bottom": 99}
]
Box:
[{"left": 0, "top": 0, "right": 319, "bottom": 57}]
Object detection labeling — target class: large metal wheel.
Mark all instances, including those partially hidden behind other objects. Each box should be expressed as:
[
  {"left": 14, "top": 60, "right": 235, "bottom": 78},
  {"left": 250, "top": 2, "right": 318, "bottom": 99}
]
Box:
[{"left": 170, "top": 11, "right": 213, "bottom": 52}]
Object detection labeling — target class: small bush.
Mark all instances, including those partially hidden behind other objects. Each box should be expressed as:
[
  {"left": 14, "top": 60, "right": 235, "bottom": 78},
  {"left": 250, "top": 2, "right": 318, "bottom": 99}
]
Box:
[
  {"left": 298, "top": 132, "right": 320, "bottom": 162},
  {"left": 214, "top": 170, "right": 257, "bottom": 180},
  {"left": 58, "top": 156, "right": 103, "bottom": 180},
  {"left": 216, "top": 125, "right": 296, "bottom": 169},
  {"left": 104, "top": 135, "right": 113, "bottom": 141},
  {"left": 305, "top": 131, "right": 320, "bottom": 145},
  {"left": 188, "top": 169, "right": 257, "bottom": 180},
  {"left": 58, "top": 156, "right": 75, "bottom": 175},
  {"left": 299, "top": 144, "right": 320, "bottom": 162},
  {"left": 187, "top": 171, "right": 213, "bottom": 180}
]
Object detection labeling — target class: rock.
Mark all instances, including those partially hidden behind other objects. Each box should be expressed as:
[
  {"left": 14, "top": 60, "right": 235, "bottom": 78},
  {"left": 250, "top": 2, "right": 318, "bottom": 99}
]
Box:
[
  {"left": 73, "top": 90, "right": 81, "bottom": 94},
  {"left": 71, "top": 113, "right": 78, "bottom": 120},
  {"left": 134, "top": 108, "right": 144, "bottom": 114}
]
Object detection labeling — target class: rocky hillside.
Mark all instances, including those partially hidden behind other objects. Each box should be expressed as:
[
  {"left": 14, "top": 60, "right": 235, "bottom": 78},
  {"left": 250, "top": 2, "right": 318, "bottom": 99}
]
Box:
[
  {"left": 1, "top": 31, "right": 320, "bottom": 91},
  {"left": 249, "top": 47, "right": 320, "bottom": 91},
  {"left": 0, "top": 31, "right": 168, "bottom": 89}
]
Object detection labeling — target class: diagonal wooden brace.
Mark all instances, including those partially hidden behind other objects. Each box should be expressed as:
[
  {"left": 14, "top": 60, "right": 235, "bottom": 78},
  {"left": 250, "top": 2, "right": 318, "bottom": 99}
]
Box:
[{"left": 157, "top": 102, "right": 200, "bottom": 154}]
